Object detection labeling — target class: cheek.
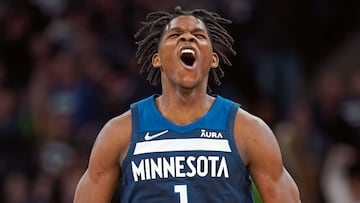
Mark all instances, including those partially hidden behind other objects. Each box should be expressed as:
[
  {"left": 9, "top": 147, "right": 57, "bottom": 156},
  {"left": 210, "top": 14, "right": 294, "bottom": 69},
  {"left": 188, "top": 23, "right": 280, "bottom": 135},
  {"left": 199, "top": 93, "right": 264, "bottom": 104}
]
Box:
[
  {"left": 199, "top": 50, "right": 215, "bottom": 65},
  {"left": 198, "top": 41, "right": 214, "bottom": 60},
  {"left": 159, "top": 43, "right": 177, "bottom": 62}
]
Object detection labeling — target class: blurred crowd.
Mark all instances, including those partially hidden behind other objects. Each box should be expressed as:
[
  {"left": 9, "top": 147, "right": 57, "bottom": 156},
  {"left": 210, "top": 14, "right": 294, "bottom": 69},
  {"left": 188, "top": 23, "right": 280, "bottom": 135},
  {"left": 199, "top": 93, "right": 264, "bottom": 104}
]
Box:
[{"left": 0, "top": 0, "right": 359, "bottom": 203}]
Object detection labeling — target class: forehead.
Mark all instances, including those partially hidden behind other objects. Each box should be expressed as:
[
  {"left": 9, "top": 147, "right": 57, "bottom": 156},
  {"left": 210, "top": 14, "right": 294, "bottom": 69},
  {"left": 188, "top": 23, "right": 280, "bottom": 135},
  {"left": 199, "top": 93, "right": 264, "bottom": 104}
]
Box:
[{"left": 164, "top": 15, "right": 207, "bottom": 32}]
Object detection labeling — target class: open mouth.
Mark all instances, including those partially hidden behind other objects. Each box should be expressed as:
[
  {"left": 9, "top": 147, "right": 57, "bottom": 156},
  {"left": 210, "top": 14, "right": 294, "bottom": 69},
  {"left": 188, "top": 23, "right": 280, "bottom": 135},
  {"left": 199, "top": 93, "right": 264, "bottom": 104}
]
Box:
[{"left": 180, "top": 48, "right": 196, "bottom": 67}]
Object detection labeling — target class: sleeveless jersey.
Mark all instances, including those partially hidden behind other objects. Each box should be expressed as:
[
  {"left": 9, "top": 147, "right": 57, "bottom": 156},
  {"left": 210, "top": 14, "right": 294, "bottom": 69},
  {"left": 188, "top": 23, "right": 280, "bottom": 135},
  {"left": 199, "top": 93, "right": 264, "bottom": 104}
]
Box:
[{"left": 120, "top": 95, "right": 254, "bottom": 203}]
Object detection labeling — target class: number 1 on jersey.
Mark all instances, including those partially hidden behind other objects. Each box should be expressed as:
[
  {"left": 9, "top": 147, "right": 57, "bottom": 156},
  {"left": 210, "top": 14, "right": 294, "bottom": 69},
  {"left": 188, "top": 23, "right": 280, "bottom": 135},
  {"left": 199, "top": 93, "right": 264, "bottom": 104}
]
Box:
[{"left": 174, "top": 185, "right": 188, "bottom": 203}]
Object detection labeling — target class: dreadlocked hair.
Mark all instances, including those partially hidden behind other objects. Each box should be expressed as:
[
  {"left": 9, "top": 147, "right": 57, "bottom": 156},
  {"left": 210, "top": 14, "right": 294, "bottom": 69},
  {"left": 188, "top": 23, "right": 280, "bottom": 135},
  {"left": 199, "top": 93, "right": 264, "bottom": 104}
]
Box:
[{"left": 135, "top": 6, "right": 236, "bottom": 86}]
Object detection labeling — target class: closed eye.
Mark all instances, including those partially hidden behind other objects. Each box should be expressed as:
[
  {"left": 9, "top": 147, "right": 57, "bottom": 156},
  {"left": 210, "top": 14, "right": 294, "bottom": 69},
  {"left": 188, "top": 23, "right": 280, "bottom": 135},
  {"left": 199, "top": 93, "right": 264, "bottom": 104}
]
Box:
[
  {"left": 194, "top": 33, "right": 206, "bottom": 39},
  {"left": 168, "top": 33, "right": 180, "bottom": 38}
]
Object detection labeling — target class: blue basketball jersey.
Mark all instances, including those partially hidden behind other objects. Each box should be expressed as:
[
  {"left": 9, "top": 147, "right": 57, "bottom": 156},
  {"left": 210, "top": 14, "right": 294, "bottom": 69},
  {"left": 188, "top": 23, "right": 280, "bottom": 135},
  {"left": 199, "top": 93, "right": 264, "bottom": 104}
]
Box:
[{"left": 120, "top": 95, "right": 254, "bottom": 203}]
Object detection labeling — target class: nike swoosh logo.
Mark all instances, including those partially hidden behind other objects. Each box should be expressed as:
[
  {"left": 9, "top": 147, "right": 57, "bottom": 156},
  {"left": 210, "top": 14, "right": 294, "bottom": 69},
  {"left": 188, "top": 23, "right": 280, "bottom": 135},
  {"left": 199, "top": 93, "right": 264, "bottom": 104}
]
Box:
[{"left": 144, "top": 130, "right": 169, "bottom": 141}]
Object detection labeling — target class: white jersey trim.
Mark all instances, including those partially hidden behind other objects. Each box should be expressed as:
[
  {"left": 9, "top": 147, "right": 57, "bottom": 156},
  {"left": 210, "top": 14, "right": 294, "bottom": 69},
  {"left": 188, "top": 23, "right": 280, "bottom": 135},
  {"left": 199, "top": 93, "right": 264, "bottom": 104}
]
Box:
[{"left": 133, "top": 138, "right": 231, "bottom": 155}]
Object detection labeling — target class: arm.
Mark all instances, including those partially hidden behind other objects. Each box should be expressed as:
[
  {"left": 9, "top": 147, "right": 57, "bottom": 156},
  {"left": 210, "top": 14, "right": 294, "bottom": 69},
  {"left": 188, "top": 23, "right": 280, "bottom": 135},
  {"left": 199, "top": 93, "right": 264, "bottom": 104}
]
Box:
[
  {"left": 234, "top": 109, "right": 301, "bottom": 203},
  {"left": 73, "top": 111, "right": 132, "bottom": 203}
]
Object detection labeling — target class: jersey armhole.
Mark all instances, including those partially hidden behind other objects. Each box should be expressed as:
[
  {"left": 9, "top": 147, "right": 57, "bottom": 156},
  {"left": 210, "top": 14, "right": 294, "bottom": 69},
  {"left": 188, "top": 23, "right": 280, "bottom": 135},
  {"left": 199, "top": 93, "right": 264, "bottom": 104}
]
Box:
[
  {"left": 227, "top": 103, "right": 248, "bottom": 170},
  {"left": 121, "top": 103, "right": 138, "bottom": 170}
]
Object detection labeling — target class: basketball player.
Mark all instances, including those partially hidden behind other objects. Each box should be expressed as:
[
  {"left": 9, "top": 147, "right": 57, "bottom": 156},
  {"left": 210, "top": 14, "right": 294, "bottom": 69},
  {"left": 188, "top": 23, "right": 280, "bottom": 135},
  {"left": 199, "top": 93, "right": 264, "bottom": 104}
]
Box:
[{"left": 74, "top": 7, "right": 301, "bottom": 203}]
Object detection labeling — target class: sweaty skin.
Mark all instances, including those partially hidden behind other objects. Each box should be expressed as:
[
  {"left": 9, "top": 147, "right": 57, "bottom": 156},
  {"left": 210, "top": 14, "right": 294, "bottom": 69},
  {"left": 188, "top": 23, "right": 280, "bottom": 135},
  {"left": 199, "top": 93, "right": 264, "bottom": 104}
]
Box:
[{"left": 73, "top": 15, "right": 301, "bottom": 203}]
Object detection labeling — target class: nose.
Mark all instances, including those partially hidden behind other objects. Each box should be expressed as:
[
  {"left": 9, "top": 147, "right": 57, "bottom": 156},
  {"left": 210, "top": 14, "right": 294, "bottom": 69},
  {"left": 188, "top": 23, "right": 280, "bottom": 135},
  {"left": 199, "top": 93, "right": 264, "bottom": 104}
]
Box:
[{"left": 180, "top": 32, "right": 195, "bottom": 42}]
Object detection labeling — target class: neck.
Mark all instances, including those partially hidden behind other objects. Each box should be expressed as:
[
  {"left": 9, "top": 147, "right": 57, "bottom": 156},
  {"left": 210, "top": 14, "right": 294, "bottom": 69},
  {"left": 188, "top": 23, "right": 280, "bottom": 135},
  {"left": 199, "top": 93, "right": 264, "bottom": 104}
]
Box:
[{"left": 155, "top": 90, "right": 215, "bottom": 126}]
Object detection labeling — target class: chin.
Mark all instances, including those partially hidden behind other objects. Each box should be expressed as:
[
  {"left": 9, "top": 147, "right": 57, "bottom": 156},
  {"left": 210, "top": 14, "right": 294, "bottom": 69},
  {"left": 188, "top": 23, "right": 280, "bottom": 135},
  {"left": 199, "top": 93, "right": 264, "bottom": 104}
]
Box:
[{"left": 177, "top": 79, "right": 201, "bottom": 90}]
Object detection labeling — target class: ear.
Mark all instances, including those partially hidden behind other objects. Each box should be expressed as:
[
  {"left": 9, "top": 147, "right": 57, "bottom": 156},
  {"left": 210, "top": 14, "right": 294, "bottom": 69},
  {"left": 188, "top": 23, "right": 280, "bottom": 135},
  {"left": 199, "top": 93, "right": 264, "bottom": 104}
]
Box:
[
  {"left": 210, "top": 52, "right": 219, "bottom": 69},
  {"left": 152, "top": 53, "right": 161, "bottom": 68}
]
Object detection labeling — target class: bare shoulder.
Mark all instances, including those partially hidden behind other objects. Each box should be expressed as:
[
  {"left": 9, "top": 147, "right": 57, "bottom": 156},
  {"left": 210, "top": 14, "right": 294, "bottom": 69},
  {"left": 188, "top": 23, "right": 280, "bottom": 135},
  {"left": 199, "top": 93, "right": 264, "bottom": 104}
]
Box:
[
  {"left": 234, "top": 108, "right": 270, "bottom": 133},
  {"left": 233, "top": 108, "right": 281, "bottom": 166},
  {"left": 91, "top": 110, "right": 132, "bottom": 166},
  {"left": 102, "top": 110, "right": 132, "bottom": 138},
  {"left": 97, "top": 110, "right": 132, "bottom": 143}
]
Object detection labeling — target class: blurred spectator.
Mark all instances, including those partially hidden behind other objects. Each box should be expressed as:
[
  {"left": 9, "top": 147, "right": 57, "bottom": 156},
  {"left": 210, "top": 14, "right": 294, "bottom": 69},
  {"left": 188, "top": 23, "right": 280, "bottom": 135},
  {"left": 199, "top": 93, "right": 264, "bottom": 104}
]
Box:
[
  {"left": 31, "top": 0, "right": 68, "bottom": 18},
  {"left": 38, "top": 140, "right": 75, "bottom": 176},
  {"left": 0, "top": 87, "right": 20, "bottom": 138},
  {"left": 29, "top": 172, "right": 56, "bottom": 203},
  {"left": 275, "top": 101, "right": 330, "bottom": 203},
  {"left": 2, "top": 172, "right": 30, "bottom": 203},
  {"left": 321, "top": 144, "right": 360, "bottom": 203},
  {"left": 27, "top": 51, "right": 98, "bottom": 140},
  {"left": 87, "top": 0, "right": 135, "bottom": 69},
  {"left": 341, "top": 68, "right": 360, "bottom": 146},
  {"left": 48, "top": 52, "right": 97, "bottom": 130},
  {"left": 311, "top": 69, "right": 357, "bottom": 147},
  {"left": 252, "top": 99, "right": 277, "bottom": 128},
  {"left": 219, "top": 0, "right": 254, "bottom": 24},
  {"left": 0, "top": 5, "right": 32, "bottom": 88},
  {"left": 28, "top": 32, "right": 53, "bottom": 67},
  {"left": 244, "top": 37, "right": 305, "bottom": 120},
  {"left": 0, "top": 1, "right": 47, "bottom": 89},
  {"left": 0, "top": 61, "right": 7, "bottom": 86}
]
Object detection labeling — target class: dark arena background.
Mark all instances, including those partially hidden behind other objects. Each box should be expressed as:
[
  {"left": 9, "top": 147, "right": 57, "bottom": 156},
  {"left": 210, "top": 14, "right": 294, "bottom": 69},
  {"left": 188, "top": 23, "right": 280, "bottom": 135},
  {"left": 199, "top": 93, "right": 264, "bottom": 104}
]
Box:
[{"left": 0, "top": 0, "right": 360, "bottom": 202}]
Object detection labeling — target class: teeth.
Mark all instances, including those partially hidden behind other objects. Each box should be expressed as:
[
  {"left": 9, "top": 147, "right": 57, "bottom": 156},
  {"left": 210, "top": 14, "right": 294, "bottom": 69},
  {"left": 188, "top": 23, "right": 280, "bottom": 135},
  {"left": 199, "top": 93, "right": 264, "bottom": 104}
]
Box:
[{"left": 181, "top": 48, "right": 195, "bottom": 56}]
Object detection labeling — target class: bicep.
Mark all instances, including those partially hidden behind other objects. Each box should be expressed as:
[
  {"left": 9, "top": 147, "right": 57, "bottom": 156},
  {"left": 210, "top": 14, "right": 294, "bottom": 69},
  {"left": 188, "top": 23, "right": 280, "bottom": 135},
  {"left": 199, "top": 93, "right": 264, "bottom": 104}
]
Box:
[
  {"left": 74, "top": 168, "right": 120, "bottom": 203},
  {"left": 74, "top": 114, "right": 131, "bottom": 203},
  {"left": 236, "top": 113, "right": 300, "bottom": 202},
  {"left": 74, "top": 137, "right": 121, "bottom": 203}
]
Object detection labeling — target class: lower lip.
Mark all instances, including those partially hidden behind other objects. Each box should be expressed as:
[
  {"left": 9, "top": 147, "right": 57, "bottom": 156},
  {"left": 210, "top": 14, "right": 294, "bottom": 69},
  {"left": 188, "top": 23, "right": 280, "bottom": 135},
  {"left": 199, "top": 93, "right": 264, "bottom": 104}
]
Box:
[{"left": 180, "top": 61, "right": 197, "bottom": 70}]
